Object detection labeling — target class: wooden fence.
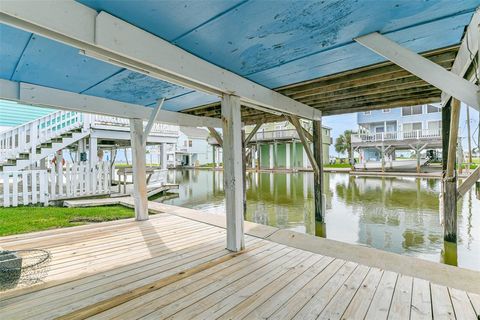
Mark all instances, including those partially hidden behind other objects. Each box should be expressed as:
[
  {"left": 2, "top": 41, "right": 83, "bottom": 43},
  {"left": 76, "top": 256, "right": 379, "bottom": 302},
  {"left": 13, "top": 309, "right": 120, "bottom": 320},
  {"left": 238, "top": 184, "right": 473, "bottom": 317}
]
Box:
[{"left": 1, "top": 162, "right": 110, "bottom": 207}]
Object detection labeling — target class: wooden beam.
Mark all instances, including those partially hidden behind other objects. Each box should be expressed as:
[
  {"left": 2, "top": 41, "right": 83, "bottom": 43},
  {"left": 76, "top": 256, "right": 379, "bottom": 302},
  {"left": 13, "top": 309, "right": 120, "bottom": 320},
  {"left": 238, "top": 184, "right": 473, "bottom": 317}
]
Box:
[
  {"left": 244, "top": 121, "right": 263, "bottom": 145},
  {"left": 312, "top": 119, "right": 325, "bottom": 222},
  {"left": 130, "top": 119, "right": 148, "bottom": 221},
  {"left": 441, "top": 9, "right": 480, "bottom": 104},
  {"left": 221, "top": 95, "right": 244, "bottom": 251},
  {"left": 457, "top": 166, "right": 480, "bottom": 198},
  {"left": 208, "top": 127, "right": 223, "bottom": 147},
  {"left": 302, "top": 127, "right": 314, "bottom": 142},
  {"left": 355, "top": 32, "right": 479, "bottom": 110},
  {"left": 0, "top": 79, "right": 222, "bottom": 127},
  {"left": 288, "top": 115, "right": 319, "bottom": 175}
]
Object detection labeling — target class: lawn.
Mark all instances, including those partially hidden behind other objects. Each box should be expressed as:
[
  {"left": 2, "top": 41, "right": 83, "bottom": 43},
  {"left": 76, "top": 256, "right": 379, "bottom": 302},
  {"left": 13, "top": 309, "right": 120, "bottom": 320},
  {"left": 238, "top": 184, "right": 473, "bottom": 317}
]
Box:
[
  {"left": 324, "top": 163, "right": 352, "bottom": 168},
  {"left": 0, "top": 205, "right": 135, "bottom": 236}
]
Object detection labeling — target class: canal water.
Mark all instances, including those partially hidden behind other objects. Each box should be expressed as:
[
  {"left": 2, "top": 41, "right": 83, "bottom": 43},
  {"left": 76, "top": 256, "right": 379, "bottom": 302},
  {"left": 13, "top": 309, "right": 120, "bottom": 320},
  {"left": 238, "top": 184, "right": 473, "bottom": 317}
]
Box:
[{"left": 158, "top": 169, "right": 480, "bottom": 271}]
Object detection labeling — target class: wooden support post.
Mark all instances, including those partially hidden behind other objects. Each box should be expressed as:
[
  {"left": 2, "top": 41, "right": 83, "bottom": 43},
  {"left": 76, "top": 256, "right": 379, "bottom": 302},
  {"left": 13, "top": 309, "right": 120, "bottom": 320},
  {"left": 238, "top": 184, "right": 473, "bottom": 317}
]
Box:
[
  {"left": 160, "top": 143, "right": 167, "bottom": 170},
  {"left": 212, "top": 145, "right": 216, "bottom": 169},
  {"left": 443, "top": 98, "right": 461, "bottom": 242},
  {"left": 286, "top": 143, "right": 291, "bottom": 169},
  {"left": 221, "top": 95, "right": 244, "bottom": 251},
  {"left": 208, "top": 127, "right": 223, "bottom": 147},
  {"left": 381, "top": 144, "right": 385, "bottom": 173},
  {"left": 416, "top": 146, "right": 421, "bottom": 173},
  {"left": 89, "top": 136, "right": 98, "bottom": 167},
  {"left": 241, "top": 129, "right": 247, "bottom": 216},
  {"left": 269, "top": 144, "right": 274, "bottom": 169},
  {"left": 130, "top": 119, "right": 148, "bottom": 221},
  {"left": 313, "top": 119, "right": 326, "bottom": 222},
  {"left": 289, "top": 116, "right": 319, "bottom": 175}
]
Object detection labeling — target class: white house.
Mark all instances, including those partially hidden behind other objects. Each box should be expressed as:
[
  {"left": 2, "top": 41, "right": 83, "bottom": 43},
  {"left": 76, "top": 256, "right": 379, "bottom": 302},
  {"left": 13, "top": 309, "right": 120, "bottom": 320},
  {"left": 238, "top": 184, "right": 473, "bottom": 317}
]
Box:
[{"left": 176, "top": 127, "right": 215, "bottom": 166}]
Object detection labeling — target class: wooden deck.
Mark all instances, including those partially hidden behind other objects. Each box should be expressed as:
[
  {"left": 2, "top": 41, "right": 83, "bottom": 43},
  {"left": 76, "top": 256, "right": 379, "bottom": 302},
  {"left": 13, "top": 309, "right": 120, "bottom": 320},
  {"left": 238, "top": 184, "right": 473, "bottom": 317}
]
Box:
[{"left": 1, "top": 207, "right": 480, "bottom": 319}]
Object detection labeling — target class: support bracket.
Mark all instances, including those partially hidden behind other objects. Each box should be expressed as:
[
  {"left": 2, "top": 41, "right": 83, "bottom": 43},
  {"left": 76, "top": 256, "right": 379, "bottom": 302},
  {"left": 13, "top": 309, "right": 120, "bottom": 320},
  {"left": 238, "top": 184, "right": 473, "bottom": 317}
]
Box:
[
  {"left": 355, "top": 32, "right": 480, "bottom": 111},
  {"left": 288, "top": 115, "right": 319, "bottom": 175},
  {"left": 143, "top": 98, "right": 164, "bottom": 137}
]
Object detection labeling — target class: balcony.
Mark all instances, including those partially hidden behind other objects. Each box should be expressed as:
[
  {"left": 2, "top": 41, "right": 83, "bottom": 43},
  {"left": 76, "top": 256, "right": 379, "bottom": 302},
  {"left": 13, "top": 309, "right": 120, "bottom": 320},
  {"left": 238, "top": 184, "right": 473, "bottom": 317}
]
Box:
[
  {"left": 89, "top": 115, "right": 180, "bottom": 136},
  {"left": 352, "top": 129, "right": 441, "bottom": 144}
]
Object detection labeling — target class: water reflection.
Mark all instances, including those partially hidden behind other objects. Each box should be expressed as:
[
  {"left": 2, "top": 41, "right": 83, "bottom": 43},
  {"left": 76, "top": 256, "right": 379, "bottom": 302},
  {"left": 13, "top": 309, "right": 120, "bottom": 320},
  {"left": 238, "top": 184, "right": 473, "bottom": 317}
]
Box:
[{"left": 161, "top": 170, "right": 480, "bottom": 271}]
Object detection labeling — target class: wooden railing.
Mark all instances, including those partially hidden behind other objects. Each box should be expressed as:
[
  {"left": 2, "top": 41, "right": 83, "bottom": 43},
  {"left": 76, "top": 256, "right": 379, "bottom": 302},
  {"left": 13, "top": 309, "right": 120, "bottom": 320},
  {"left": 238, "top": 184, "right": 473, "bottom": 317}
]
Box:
[
  {"left": 1, "top": 162, "right": 111, "bottom": 207},
  {"left": 91, "top": 114, "right": 179, "bottom": 136},
  {"left": 351, "top": 129, "right": 441, "bottom": 143},
  {"left": 0, "top": 110, "right": 83, "bottom": 163}
]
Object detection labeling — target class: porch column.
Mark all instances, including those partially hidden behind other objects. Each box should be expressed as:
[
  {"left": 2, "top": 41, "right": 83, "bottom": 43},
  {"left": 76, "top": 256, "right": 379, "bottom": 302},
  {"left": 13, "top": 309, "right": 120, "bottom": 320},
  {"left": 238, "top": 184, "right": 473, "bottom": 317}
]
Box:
[
  {"left": 89, "top": 136, "right": 98, "bottom": 166},
  {"left": 212, "top": 145, "right": 216, "bottom": 169},
  {"left": 161, "top": 143, "right": 167, "bottom": 170},
  {"left": 222, "top": 95, "right": 244, "bottom": 251},
  {"left": 286, "top": 143, "right": 291, "bottom": 169},
  {"left": 302, "top": 145, "right": 308, "bottom": 168},
  {"left": 313, "top": 120, "right": 326, "bottom": 222},
  {"left": 292, "top": 141, "right": 296, "bottom": 169},
  {"left": 251, "top": 145, "right": 256, "bottom": 169},
  {"left": 130, "top": 119, "right": 148, "bottom": 221},
  {"left": 269, "top": 144, "right": 274, "bottom": 169}
]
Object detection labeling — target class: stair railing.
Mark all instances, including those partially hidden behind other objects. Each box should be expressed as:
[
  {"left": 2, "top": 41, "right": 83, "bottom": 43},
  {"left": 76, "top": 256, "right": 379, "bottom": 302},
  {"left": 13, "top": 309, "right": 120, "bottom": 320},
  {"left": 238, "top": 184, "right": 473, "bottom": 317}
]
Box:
[{"left": 0, "top": 110, "right": 83, "bottom": 163}]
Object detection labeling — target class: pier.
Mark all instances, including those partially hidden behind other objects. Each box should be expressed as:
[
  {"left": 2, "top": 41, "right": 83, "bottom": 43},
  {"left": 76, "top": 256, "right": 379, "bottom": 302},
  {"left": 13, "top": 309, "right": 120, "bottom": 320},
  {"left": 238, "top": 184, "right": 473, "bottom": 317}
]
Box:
[{"left": 1, "top": 199, "right": 479, "bottom": 319}]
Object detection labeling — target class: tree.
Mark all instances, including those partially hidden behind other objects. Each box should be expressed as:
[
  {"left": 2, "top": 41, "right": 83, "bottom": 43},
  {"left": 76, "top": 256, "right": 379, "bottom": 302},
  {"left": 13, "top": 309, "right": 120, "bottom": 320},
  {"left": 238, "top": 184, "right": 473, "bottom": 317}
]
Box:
[{"left": 335, "top": 130, "right": 355, "bottom": 162}]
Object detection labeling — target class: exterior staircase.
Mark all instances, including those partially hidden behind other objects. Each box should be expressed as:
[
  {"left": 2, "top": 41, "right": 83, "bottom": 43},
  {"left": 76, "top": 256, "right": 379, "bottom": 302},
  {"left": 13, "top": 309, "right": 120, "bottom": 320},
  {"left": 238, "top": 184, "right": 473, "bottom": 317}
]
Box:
[{"left": 0, "top": 110, "right": 89, "bottom": 172}]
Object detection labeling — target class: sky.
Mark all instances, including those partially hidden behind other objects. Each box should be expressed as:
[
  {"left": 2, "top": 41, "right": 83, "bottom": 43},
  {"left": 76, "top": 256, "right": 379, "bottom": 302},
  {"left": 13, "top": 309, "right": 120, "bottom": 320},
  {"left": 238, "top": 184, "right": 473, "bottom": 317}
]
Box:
[{"left": 324, "top": 104, "right": 480, "bottom": 157}]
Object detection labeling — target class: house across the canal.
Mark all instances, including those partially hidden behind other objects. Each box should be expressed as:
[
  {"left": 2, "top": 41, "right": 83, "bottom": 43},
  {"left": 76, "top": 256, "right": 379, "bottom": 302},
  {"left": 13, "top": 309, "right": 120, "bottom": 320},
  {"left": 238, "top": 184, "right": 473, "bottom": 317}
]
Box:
[
  {"left": 245, "top": 121, "right": 332, "bottom": 170},
  {"left": 352, "top": 104, "right": 444, "bottom": 171}
]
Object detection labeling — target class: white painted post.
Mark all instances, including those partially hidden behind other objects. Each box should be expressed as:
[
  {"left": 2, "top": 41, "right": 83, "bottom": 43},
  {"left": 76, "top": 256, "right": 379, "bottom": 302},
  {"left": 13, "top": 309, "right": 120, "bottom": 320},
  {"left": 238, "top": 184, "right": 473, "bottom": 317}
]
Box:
[
  {"left": 130, "top": 118, "right": 148, "bottom": 221},
  {"left": 302, "top": 145, "right": 309, "bottom": 168},
  {"left": 12, "top": 173, "right": 18, "bottom": 207},
  {"left": 3, "top": 173, "right": 10, "bottom": 207},
  {"left": 286, "top": 143, "right": 291, "bottom": 169},
  {"left": 269, "top": 144, "right": 274, "bottom": 169},
  {"left": 39, "top": 170, "right": 46, "bottom": 204},
  {"left": 251, "top": 145, "right": 256, "bottom": 169},
  {"left": 222, "top": 94, "right": 245, "bottom": 251},
  {"left": 89, "top": 136, "right": 98, "bottom": 166},
  {"left": 31, "top": 171, "right": 37, "bottom": 204},
  {"left": 22, "top": 172, "right": 28, "bottom": 205},
  {"left": 212, "top": 145, "right": 217, "bottom": 169},
  {"left": 161, "top": 143, "right": 167, "bottom": 170}
]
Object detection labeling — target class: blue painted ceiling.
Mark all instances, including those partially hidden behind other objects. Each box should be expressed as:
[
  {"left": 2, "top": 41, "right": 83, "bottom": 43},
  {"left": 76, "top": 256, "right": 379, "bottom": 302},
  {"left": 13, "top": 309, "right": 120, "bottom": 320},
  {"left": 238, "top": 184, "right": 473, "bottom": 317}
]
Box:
[{"left": 1, "top": 0, "right": 479, "bottom": 112}]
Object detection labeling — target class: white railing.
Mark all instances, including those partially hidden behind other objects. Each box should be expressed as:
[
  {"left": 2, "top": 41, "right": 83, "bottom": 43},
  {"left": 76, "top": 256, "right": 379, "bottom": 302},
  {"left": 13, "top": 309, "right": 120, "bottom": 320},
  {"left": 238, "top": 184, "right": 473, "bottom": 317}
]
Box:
[
  {"left": 352, "top": 129, "right": 441, "bottom": 143},
  {"left": 49, "top": 161, "right": 110, "bottom": 200},
  {"left": 1, "top": 170, "right": 49, "bottom": 207},
  {"left": 91, "top": 115, "right": 179, "bottom": 136},
  {"left": 253, "top": 129, "right": 300, "bottom": 141},
  {"left": 0, "top": 162, "right": 111, "bottom": 207},
  {"left": 0, "top": 110, "right": 83, "bottom": 162}
]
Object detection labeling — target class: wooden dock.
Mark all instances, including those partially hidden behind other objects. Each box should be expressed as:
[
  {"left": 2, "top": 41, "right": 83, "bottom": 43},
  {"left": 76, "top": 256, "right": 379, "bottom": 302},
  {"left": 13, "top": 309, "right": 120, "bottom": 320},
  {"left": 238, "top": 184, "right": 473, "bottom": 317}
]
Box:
[{"left": 1, "top": 202, "right": 479, "bottom": 319}]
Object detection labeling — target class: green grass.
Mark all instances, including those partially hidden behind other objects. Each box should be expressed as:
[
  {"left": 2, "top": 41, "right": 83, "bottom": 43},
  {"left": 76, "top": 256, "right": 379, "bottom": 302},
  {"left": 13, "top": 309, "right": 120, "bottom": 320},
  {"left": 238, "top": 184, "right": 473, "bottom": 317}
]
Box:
[
  {"left": 324, "top": 163, "right": 352, "bottom": 168},
  {"left": 0, "top": 205, "right": 135, "bottom": 236}
]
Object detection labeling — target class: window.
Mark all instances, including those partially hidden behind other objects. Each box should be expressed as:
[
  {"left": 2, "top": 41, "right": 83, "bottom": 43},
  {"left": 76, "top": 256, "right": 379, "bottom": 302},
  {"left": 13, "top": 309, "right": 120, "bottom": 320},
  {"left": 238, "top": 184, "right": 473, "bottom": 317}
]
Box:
[
  {"left": 427, "top": 104, "right": 441, "bottom": 113},
  {"left": 189, "top": 140, "right": 193, "bottom": 147},
  {"left": 428, "top": 120, "right": 442, "bottom": 130},
  {"left": 403, "top": 122, "right": 422, "bottom": 132},
  {"left": 364, "top": 111, "right": 371, "bottom": 115},
  {"left": 402, "top": 105, "right": 423, "bottom": 116},
  {"left": 383, "top": 109, "right": 390, "bottom": 113}
]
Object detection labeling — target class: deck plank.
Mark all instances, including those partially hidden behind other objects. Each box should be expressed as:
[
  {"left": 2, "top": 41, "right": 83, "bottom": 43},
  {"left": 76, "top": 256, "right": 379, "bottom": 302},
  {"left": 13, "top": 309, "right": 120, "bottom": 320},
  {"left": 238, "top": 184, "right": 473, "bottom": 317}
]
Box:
[
  {"left": 364, "top": 270, "right": 398, "bottom": 320},
  {"left": 410, "top": 277, "right": 432, "bottom": 320},
  {"left": 341, "top": 267, "right": 384, "bottom": 320},
  {"left": 1, "top": 210, "right": 479, "bottom": 320},
  {"left": 449, "top": 288, "right": 478, "bottom": 320},
  {"left": 431, "top": 283, "right": 456, "bottom": 320}
]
